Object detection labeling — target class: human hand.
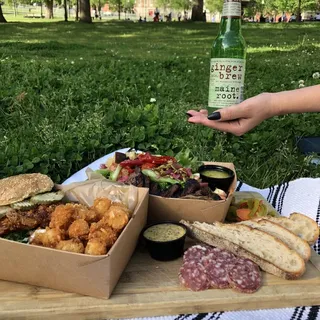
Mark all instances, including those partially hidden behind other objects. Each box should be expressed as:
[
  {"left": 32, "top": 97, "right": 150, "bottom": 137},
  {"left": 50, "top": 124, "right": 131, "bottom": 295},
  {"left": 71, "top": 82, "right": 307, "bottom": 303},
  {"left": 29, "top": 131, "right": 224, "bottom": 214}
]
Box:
[{"left": 187, "top": 93, "right": 275, "bottom": 136}]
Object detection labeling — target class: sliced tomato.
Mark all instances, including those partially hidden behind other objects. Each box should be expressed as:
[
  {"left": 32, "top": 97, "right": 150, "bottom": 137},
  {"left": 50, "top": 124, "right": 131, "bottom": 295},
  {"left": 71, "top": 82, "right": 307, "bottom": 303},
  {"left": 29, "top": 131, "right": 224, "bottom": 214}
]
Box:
[
  {"left": 123, "top": 166, "right": 134, "bottom": 174},
  {"left": 141, "top": 163, "right": 157, "bottom": 170}
]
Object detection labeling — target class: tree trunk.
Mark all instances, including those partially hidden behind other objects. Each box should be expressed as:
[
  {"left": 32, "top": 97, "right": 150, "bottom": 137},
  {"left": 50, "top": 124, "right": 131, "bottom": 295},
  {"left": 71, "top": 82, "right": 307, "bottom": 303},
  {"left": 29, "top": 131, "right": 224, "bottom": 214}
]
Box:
[
  {"left": 191, "top": 0, "right": 204, "bottom": 21},
  {"left": 118, "top": 1, "right": 121, "bottom": 20},
  {"left": 79, "top": 0, "right": 92, "bottom": 22},
  {"left": 40, "top": 1, "right": 43, "bottom": 18},
  {"left": 64, "top": 0, "right": 68, "bottom": 21},
  {"left": 13, "top": 0, "right": 17, "bottom": 16},
  {"left": 296, "top": 0, "right": 301, "bottom": 22},
  {"left": 0, "top": 4, "right": 7, "bottom": 22},
  {"left": 45, "top": 0, "right": 54, "bottom": 19},
  {"left": 76, "top": 0, "right": 79, "bottom": 21},
  {"left": 98, "top": 0, "right": 101, "bottom": 19}
]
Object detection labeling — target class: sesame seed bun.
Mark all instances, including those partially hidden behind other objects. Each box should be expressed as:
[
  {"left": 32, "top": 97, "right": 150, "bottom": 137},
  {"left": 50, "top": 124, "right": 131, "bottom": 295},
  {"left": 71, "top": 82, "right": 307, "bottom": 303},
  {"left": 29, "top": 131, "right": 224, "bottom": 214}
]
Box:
[{"left": 0, "top": 173, "right": 54, "bottom": 206}]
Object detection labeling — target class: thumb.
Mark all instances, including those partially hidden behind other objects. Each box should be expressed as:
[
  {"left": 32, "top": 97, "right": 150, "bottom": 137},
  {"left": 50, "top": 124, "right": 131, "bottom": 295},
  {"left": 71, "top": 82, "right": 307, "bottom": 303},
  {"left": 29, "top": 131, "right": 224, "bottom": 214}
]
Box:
[{"left": 209, "top": 104, "right": 245, "bottom": 121}]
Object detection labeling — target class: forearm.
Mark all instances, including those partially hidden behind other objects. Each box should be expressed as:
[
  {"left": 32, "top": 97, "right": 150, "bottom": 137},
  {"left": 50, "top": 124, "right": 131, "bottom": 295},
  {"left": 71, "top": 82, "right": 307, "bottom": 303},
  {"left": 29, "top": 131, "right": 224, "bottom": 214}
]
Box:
[{"left": 270, "top": 85, "right": 320, "bottom": 117}]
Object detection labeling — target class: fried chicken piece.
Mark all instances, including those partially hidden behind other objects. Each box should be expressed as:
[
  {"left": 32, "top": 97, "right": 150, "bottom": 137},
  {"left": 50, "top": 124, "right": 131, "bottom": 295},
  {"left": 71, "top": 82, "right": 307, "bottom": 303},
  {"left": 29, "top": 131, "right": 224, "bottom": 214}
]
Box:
[
  {"left": 85, "top": 238, "right": 107, "bottom": 255},
  {"left": 89, "top": 224, "right": 117, "bottom": 248},
  {"left": 32, "top": 203, "right": 61, "bottom": 228},
  {"left": 56, "top": 238, "right": 85, "bottom": 254},
  {"left": 92, "top": 198, "right": 112, "bottom": 219},
  {"left": 104, "top": 206, "right": 129, "bottom": 232},
  {"left": 0, "top": 203, "right": 60, "bottom": 236},
  {"left": 72, "top": 203, "right": 100, "bottom": 223},
  {"left": 68, "top": 219, "right": 89, "bottom": 240},
  {"left": 0, "top": 217, "right": 11, "bottom": 236},
  {"left": 31, "top": 228, "right": 63, "bottom": 248},
  {"left": 49, "top": 204, "right": 75, "bottom": 232},
  {"left": 6, "top": 211, "right": 38, "bottom": 230}
]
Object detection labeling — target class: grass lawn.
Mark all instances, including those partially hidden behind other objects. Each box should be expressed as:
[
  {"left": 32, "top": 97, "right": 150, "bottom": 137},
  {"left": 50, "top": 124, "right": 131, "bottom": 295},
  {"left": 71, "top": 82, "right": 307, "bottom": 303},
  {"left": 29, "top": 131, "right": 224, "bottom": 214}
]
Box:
[{"left": 0, "top": 21, "right": 320, "bottom": 188}]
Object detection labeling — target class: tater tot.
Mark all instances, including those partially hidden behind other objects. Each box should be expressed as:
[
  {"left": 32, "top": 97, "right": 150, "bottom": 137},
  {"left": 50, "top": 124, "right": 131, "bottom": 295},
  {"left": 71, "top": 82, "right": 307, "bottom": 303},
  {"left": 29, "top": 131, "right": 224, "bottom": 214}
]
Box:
[
  {"left": 110, "top": 203, "right": 132, "bottom": 217},
  {"left": 104, "top": 207, "right": 129, "bottom": 232},
  {"left": 31, "top": 228, "right": 63, "bottom": 248},
  {"left": 72, "top": 204, "right": 100, "bottom": 223},
  {"left": 56, "top": 239, "right": 85, "bottom": 254},
  {"left": 85, "top": 238, "right": 107, "bottom": 255},
  {"left": 68, "top": 219, "right": 89, "bottom": 240},
  {"left": 89, "top": 226, "right": 117, "bottom": 248},
  {"left": 92, "top": 198, "right": 112, "bottom": 219},
  {"left": 49, "top": 205, "right": 75, "bottom": 232}
]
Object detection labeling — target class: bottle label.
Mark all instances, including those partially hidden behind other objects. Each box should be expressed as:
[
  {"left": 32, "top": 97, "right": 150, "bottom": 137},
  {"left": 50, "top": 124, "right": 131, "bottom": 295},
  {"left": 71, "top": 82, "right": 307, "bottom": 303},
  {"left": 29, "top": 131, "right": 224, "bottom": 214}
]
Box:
[
  {"left": 208, "top": 58, "right": 245, "bottom": 109},
  {"left": 222, "top": 0, "right": 241, "bottom": 17}
]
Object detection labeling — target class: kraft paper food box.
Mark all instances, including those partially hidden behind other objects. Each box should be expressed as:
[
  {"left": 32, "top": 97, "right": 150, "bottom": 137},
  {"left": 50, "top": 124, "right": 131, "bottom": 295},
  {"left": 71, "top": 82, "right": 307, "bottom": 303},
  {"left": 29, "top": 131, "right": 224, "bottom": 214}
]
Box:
[
  {"left": 147, "top": 162, "right": 236, "bottom": 224},
  {"left": 0, "top": 181, "right": 149, "bottom": 299}
]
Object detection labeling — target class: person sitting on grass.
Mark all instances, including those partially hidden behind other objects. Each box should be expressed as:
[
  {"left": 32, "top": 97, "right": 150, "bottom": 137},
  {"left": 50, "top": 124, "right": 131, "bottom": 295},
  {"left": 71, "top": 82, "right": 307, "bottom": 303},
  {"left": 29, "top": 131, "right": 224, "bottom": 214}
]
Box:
[{"left": 187, "top": 85, "right": 320, "bottom": 136}]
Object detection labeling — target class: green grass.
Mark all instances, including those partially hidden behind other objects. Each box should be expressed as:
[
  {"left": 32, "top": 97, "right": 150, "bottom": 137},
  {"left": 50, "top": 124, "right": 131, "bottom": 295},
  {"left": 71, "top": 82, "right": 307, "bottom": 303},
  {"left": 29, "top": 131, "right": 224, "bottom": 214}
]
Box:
[{"left": 0, "top": 21, "right": 320, "bottom": 188}]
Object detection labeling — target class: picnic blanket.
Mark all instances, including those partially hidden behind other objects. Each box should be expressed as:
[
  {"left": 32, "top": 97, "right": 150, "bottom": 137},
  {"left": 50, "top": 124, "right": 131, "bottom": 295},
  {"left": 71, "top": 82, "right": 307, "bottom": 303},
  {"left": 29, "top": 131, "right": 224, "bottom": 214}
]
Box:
[
  {"left": 121, "top": 178, "right": 320, "bottom": 320},
  {"left": 63, "top": 149, "right": 320, "bottom": 320}
]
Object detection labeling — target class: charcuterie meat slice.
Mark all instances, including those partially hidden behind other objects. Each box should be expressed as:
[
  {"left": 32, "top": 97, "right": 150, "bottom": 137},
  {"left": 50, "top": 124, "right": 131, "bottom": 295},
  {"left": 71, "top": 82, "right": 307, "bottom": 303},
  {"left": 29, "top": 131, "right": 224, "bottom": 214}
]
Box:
[
  {"left": 227, "top": 259, "right": 262, "bottom": 293},
  {"left": 216, "top": 249, "right": 237, "bottom": 270},
  {"left": 201, "top": 254, "right": 230, "bottom": 289},
  {"left": 183, "top": 245, "right": 210, "bottom": 262},
  {"left": 179, "top": 261, "right": 210, "bottom": 291},
  {"left": 209, "top": 246, "right": 222, "bottom": 255}
]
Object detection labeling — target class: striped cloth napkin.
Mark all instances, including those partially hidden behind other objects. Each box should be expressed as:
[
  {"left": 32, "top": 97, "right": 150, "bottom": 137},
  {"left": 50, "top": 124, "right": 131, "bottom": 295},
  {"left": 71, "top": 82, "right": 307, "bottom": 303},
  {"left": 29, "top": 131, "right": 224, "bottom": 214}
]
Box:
[{"left": 121, "top": 178, "right": 320, "bottom": 320}]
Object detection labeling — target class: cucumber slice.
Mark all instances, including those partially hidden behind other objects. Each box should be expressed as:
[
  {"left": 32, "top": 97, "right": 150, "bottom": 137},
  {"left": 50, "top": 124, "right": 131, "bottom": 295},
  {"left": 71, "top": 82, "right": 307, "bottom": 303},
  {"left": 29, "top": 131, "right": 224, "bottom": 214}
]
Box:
[
  {"left": 30, "top": 191, "right": 64, "bottom": 205},
  {"left": 11, "top": 200, "right": 36, "bottom": 211},
  {"left": 0, "top": 206, "right": 13, "bottom": 219}
]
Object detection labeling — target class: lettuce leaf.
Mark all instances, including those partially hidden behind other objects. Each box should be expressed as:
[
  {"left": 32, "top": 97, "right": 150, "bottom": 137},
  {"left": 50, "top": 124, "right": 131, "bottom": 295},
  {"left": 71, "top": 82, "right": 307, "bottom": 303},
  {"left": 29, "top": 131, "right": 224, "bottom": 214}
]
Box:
[{"left": 175, "top": 149, "right": 202, "bottom": 172}]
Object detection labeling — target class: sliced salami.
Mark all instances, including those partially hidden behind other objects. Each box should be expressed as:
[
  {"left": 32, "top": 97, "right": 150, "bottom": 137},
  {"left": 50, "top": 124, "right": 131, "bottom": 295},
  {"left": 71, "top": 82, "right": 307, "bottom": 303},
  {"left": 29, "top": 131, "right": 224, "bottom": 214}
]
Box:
[
  {"left": 216, "top": 249, "right": 238, "bottom": 270},
  {"left": 201, "top": 254, "right": 230, "bottom": 289},
  {"left": 179, "top": 260, "right": 210, "bottom": 291},
  {"left": 183, "top": 245, "right": 210, "bottom": 262},
  {"left": 209, "top": 246, "right": 222, "bottom": 255},
  {"left": 227, "top": 259, "right": 262, "bottom": 293}
]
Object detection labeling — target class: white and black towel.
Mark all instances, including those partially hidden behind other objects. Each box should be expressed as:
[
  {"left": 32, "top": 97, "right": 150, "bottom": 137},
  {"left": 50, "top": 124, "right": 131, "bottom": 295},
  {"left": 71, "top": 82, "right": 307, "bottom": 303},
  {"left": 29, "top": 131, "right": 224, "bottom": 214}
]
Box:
[{"left": 121, "top": 178, "right": 320, "bottom": 320}]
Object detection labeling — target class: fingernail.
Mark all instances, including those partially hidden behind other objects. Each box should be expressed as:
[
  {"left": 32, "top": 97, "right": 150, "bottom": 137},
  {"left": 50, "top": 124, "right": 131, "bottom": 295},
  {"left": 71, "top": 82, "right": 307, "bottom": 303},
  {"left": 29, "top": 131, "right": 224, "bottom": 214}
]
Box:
[
  {"left": 186, "top": 112, "right": 193, "bottom": 118},
  {"left": 207, "top": 112, "right": 221, "bottom": 120}
]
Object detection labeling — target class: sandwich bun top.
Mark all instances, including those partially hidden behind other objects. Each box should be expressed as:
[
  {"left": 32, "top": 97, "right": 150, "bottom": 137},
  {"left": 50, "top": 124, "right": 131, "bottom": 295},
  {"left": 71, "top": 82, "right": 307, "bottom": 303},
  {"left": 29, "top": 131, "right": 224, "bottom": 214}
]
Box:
[{"left": 0, "top": 173, "right": 54, "bottom": 206}]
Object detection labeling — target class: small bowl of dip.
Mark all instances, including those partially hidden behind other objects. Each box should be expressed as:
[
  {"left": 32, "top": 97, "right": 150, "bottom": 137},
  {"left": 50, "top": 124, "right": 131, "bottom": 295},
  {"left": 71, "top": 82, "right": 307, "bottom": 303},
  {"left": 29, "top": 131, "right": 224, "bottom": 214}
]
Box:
[
  {"left": 199, "top": 164, "right": 235, "bottom": 193},
  {"left": 142, "top": 221, "right": 187, "bottom": 261}
]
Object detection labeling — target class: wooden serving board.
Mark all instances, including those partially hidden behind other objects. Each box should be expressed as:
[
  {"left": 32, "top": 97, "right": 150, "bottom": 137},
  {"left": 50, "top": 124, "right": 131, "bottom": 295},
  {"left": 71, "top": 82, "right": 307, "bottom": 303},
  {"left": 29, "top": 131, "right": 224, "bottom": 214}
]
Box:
[{"left": 0, "top": 192, "right": 320, "bottom": 320}]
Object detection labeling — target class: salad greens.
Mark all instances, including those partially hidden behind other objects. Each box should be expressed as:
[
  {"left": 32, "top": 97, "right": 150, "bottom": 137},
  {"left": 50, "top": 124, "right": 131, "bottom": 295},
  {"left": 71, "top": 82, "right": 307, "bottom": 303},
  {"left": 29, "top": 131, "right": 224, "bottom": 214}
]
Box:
[
  {"left": 94, "top": 169, "right": 111, "bottom": 178},
  {"left": 175, "top": 149, "right": 201, "bottom": 173},
  {"left": 110, "top": 164, "right": 122, "bottom": 181},
  {"left": 2, "top": 230, "right": 31, "bottom": 243}
]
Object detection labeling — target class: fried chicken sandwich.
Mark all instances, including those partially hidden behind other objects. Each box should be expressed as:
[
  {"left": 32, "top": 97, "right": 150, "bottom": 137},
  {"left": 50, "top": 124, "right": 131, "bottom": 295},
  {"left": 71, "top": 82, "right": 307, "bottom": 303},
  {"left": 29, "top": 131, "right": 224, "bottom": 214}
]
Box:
[{"left": 0, "top": 173, "right": 64, "bottom": 236}]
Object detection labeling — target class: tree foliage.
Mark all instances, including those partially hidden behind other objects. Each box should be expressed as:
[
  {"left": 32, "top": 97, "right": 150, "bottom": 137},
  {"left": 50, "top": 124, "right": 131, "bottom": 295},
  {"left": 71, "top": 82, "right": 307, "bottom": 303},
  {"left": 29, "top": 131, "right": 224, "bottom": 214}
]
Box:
[
  {"left": 205, "top": 0, "right": 223, "bottom": 13},
  {"left": 105, "top": 0, "right": 134, "bottom": 18},
  {"left": 244, "top": 0, "right": 319, "bottom": 16}
]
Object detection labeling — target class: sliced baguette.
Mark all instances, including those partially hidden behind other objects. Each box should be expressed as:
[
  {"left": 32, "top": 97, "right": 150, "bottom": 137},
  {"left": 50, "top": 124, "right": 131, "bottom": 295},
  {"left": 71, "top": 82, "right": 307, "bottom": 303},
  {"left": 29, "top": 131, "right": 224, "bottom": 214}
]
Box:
[
  {"left": 256, "top": 212, "right": 319, "bottom": 245},
  {"left": 181, "top": 220, "right": 306, "bottom": 280},
  {"left": 239, "top": 219, "right": 311, "bottom": 261}
]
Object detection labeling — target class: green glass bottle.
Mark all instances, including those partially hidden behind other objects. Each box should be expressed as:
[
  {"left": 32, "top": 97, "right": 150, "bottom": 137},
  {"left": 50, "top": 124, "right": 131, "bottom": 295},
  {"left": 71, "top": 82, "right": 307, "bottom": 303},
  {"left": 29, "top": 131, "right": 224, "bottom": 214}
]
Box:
[{"left": 208, "top": 0, "right": 246, "bottom": 114}]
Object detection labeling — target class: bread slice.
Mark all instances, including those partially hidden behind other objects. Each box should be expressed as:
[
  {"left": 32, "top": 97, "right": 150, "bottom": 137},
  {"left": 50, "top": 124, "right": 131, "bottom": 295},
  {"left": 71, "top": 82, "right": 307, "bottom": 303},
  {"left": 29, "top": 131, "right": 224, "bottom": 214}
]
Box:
[
  {"left": 0, "top": 174, "right": 54, "bottom": 206},
  {"left": 180, "top": 220, "right": 306, "bottom": 280},
  {"left": 239, "top": 219, "right": 311, "bottom": 261},
  {"left": 256, "top": 213, "right": 319, "bottom": 245}
]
